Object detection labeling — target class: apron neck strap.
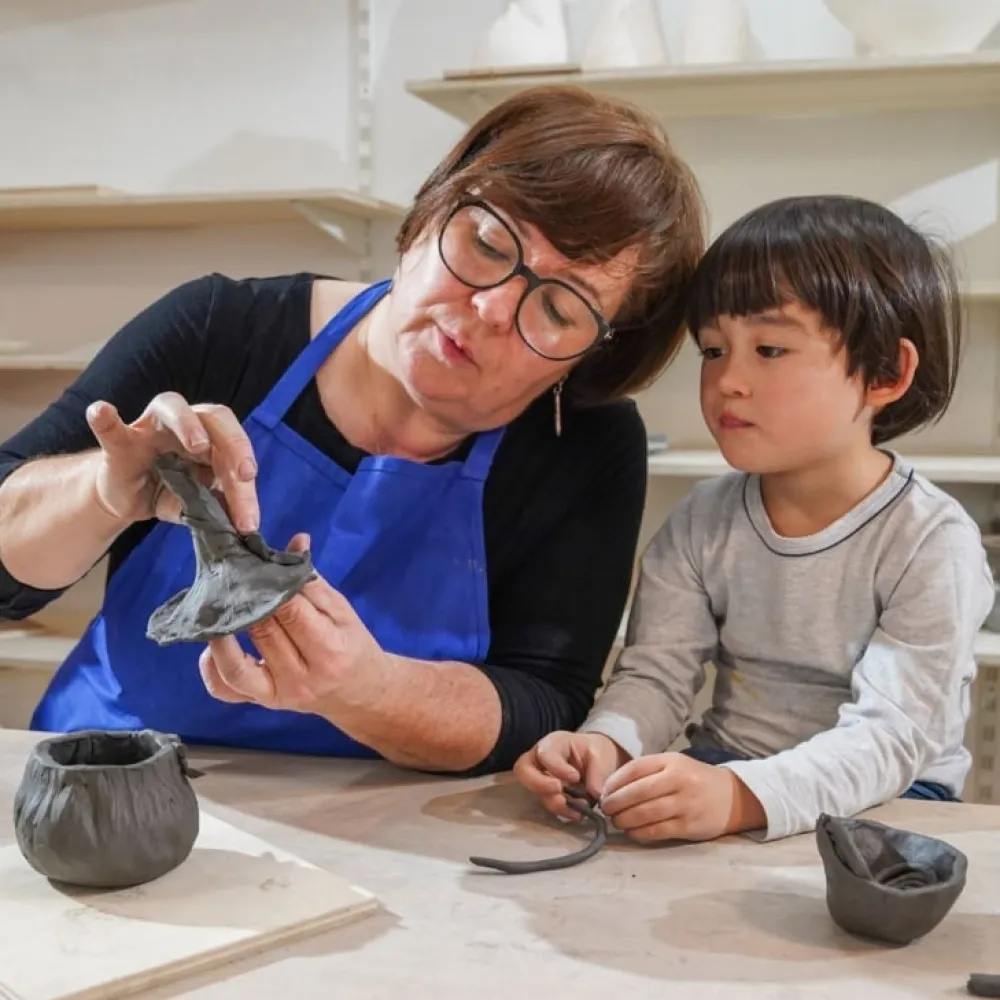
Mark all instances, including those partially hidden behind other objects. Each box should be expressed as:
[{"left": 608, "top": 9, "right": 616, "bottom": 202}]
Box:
[
  {"left": 255, "top": 279, "right": 392, "bottom": 428},
  {"left": 461, "top": 426, "right": 505, "bottom": 482}
]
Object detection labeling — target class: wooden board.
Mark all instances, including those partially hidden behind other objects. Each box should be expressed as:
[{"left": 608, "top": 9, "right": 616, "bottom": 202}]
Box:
[{"left": 0, "top": 809, "right": 378, "bottom": 1000}]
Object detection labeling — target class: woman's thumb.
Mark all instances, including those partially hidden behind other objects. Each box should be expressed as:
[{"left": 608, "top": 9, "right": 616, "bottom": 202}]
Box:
[{"left": 86, "top": 401, "right": 129, "bottom": 450}]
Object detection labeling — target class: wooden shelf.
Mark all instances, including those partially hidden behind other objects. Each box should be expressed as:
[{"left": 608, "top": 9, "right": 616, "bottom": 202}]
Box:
[
  {"left": 648, "top": 449, "right": 1000, "bottom": 484},
  {"left": 408, "top": 51, "right": 1000, "bottom": 123},
  {"left": 964, "top": 280, "right": 1000, "bottom": 302},
  {"left": 976, "top": 630, "right": 1000, "bottom": 664},
  {"left": 0, "top": 187, "right": 405, "bottom": 233},
  {"left": 0, "top": 343, "right": 100, "bottom": 372},
  {"left": 0, "top": 624, "right": 78, "bottom": 673}
]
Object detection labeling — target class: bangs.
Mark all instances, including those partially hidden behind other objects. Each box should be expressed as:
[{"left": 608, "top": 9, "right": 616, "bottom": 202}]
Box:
[{"left": 684, "top": 198, "right": 867, "bottom": 349}]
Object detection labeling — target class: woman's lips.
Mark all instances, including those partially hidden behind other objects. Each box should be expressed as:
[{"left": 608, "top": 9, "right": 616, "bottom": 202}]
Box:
[{"left": 436, "top": 326, "right": 475, "bottom": 366}]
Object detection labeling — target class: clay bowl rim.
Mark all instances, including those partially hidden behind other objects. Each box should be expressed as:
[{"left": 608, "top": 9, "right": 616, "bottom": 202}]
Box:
[{"left": 32, "top": 728, "right": 179, "bottom": 773}]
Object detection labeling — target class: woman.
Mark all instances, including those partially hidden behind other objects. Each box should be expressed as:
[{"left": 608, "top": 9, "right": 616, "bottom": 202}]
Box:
[{"left": 0, "top": 86, "right": 705, "bottom": 774}]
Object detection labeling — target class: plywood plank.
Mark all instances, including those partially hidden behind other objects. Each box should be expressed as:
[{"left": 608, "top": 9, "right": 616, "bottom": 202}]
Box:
[{"left": 0, "top": 809, "right": 377, "bottom": 1000}]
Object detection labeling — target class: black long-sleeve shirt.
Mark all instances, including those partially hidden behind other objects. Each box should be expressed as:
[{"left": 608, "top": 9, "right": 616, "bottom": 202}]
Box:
[{"left": 0, "top": 272, "right": 647, "bottom": 772}]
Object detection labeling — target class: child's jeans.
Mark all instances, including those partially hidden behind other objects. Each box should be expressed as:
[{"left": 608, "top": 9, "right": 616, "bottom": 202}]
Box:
[{"left": 680, "top": 745, "right": 958, "bottom": 802}]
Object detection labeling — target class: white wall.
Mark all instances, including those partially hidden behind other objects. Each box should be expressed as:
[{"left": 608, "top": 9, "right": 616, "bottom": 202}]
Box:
[{"left": 0, "top": 0, "right": 357, "bottom": 192}]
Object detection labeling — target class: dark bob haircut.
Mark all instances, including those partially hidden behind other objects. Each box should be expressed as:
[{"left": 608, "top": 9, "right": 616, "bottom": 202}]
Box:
[
  {"left": 397, "top": 85, "right": 707, "bottom": 406},
  {"left": 685, "top": 194, "right": 963, "bottom": 445}
]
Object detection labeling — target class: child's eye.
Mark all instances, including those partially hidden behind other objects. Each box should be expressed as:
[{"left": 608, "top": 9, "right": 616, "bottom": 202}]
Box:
[
  {"left": 700, "top": 347, "right": 724, "bottom": 360},
  {"left": 757, "top": 345, "right": 786, "bottom": 359}
]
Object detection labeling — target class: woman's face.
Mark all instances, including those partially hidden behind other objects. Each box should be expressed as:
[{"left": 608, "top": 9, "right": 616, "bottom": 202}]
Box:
[{"left": 380, "top": 203, "right": 637, "bottom": 433}]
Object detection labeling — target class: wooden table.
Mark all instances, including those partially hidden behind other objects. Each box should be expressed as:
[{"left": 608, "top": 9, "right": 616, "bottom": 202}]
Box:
[{"left": 3, "top": 728, "right": 1000, "bottom": 999}]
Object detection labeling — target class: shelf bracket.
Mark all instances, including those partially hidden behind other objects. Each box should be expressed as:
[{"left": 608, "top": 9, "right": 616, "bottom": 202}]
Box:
[{"left": 289, "top": 201, "right": 366, "bottom": 256}]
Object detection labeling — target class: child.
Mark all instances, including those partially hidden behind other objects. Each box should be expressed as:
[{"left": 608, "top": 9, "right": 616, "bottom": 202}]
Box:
[{"left": 514, "top": 194, "right": 996, "bottom": 843}]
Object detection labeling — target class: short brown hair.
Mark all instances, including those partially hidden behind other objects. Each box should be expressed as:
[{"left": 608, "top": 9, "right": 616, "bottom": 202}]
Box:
[
  {"left": 685, "top": 195, "right": 963, "bottom": 444},
  {"left": 397, "top": 86, "right": 706, "bottom": 405}
]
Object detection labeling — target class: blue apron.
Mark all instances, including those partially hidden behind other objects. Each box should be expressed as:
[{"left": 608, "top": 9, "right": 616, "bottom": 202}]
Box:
[{"left": 31, "top": 280, "right": 504, "bottom": 756}]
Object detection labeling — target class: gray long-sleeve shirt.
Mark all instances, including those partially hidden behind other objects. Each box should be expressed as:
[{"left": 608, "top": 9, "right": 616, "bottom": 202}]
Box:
[{"left": 580, "top": 453, "right": 995, "bottom": 840}]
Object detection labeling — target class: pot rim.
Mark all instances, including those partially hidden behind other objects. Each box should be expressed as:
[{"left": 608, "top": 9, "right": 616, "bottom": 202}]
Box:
[{"left": 33, "top": 728, "right": 179, "bottom": 771}]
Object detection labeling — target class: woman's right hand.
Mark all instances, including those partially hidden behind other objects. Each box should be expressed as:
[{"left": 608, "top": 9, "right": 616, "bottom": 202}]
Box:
[
  {"left": 513, "top": 730, "right": 630, "bottom": 820},
  {"left": 85, "top": 392, "right": 260, "bottom": 533}
]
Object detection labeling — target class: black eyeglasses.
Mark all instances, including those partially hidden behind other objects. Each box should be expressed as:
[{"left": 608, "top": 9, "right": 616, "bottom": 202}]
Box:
[{"left": 437, "top": 199, "right": 613, "bottom": 361}]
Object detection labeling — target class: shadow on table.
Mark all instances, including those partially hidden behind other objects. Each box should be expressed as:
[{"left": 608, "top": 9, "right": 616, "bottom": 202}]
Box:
[
  {"left": 186, "top": 748, "right": 1000, "bottom": 889},
  {"left": 460, "top": 857, "right": 1000, "bottom": 986},
  {"left": 191, "top": 760, "right": 629, "bottom": 864}
]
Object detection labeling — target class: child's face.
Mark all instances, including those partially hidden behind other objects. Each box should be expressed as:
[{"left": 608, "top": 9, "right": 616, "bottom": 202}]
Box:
[{"left": 697, "top": 302, "right": 873, "bottom": 475}]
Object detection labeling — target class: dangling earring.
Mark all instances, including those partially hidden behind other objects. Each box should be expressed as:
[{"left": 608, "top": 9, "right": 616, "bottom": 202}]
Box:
[{"left": 553, "top": 376, "right": 567, "bottom": 437}]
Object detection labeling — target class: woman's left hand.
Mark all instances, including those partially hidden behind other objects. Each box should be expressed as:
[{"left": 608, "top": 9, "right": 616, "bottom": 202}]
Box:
[{"left": 198, "top": 534, "right": 385, "bottom": 713}]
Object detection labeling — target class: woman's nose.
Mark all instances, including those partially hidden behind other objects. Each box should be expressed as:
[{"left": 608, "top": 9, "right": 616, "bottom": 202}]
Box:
[{"left": 470, "top": 280, "right": 523, "bottom": 332}]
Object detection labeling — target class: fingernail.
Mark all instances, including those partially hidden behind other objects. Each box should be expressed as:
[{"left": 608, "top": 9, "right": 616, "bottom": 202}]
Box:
[
  {"left": 189, "top": 432, "right": 209, "bottom": 450},
  {"left": 239, "top": 458, "right": 257, "bottom": 480}
]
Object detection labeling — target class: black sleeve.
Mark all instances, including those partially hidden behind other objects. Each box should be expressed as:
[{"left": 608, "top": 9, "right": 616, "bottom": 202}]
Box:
[
  {"left": 0, "top": 275, "right": 222, "bottom": 619},
  {"left": 469, "top": 400, "right": 648, "bottom": 774}
]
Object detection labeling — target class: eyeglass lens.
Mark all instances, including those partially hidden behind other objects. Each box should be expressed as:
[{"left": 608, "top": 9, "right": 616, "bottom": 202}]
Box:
[{"left": 440, "top": 204, "right": 601, "bottom": 360}]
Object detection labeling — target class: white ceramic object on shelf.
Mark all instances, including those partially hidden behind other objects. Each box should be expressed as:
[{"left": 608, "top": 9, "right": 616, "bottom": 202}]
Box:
[
  {"left": 682, "top": 0, "right": 751, "bottom": 64},
  {"left": 472, "top": 0, "right": 569, "bottom": 70},
  {"left": 823, "top": 0, "right": 1000, "bottom": 56},
  {"left": 581, "top": 0, "right": 669, "bottom": 70}
]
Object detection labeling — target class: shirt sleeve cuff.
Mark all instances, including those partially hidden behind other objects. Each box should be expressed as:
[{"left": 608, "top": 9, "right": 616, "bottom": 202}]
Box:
[{"left": 578, "top": 710, "right": 644, "bottom": 761}]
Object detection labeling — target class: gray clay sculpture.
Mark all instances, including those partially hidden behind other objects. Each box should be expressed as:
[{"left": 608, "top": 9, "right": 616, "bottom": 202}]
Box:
[
  {"left": 968, "top": 974, "right": 1000, "bottom": 998},
  {"left": 815, "top": 812, "right": 968, "bottom": 946},
  {"left": 13, "top": 729, "right": 200, "bottom": 889},
  {"left": 469, "top": 787, "right": 607, "bottom": 874},
  {"left": 146, "top": 452, "right": 315, "bottom": 645}
]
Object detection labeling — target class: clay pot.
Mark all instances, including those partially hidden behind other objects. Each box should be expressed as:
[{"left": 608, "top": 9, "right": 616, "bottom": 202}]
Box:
[
  {"left": 581, "top": 0, "right": 668, "bottom": 71},
  {"left": 682, "top": 0, "right": 752, "bottom": 64},
  {"left": 472, "top": 0, "right": 569, "bottom": 70},
  {"left": 13, "top": 729, "right": 200, "bottom": 889},
  {"left": 823, "top": 0, "right": 1000, "bottom": 56},
  {"left": 816, "top": 812, "right": 967, "bottom": 946}
]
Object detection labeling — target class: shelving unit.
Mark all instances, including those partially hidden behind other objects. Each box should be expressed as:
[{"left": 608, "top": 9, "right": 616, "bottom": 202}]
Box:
[
  {"left": 0, "top": 185, "right": 409, "bottom": 372},
  {"left": 408, "top": 50, "right": 1000, "bottom": 123}
]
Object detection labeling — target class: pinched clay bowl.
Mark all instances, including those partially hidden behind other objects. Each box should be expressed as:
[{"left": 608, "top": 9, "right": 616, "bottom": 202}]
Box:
[{"left": 13, "top": 729, "right": 199, "bottom": 889}]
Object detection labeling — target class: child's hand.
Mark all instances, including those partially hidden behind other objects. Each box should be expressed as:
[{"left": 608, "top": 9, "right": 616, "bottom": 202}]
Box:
[
  {"left": 599, "top": 752, "right": 765, "bottom": 842},
  {"left": 514, "top": 731, "right": 630, "bottom": 821}
]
